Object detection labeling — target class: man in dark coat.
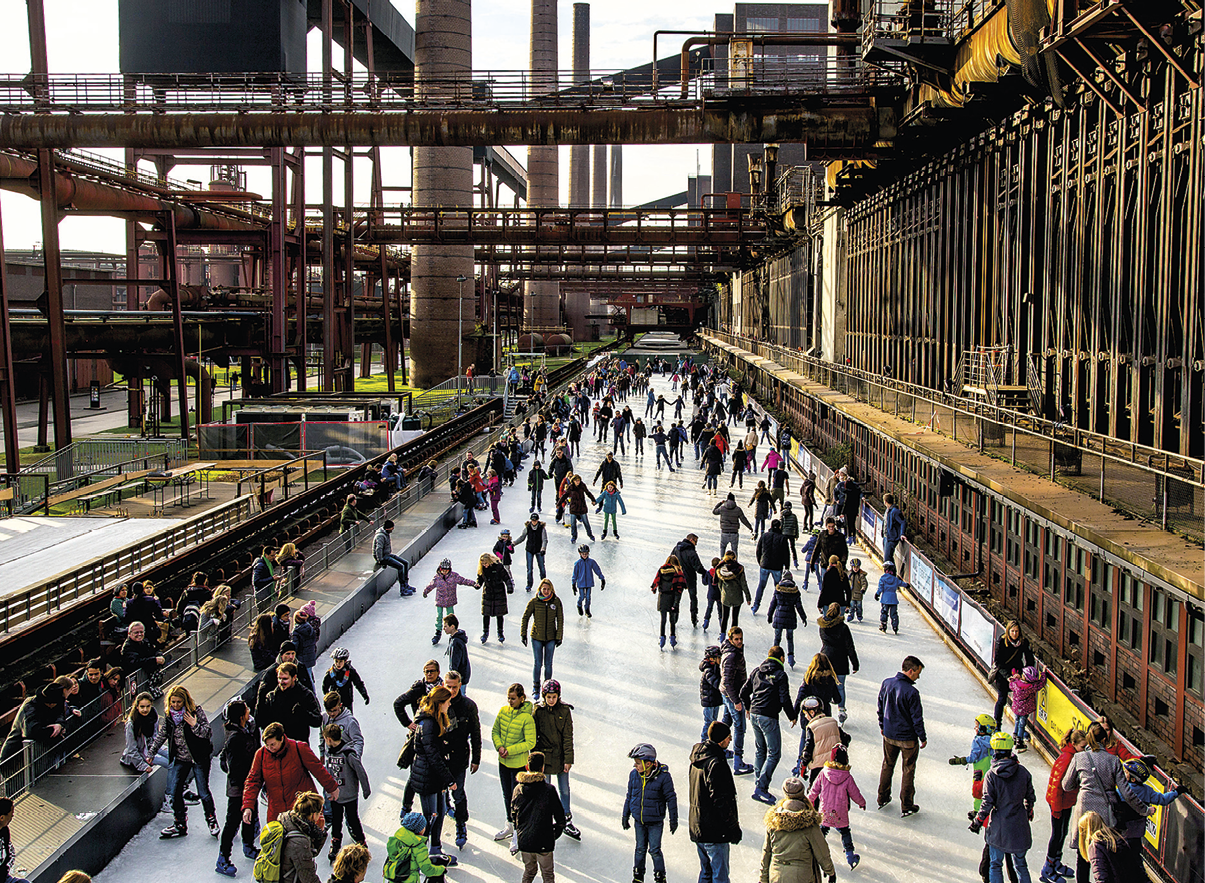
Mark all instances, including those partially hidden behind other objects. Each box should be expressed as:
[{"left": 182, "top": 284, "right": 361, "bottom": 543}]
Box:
[
  {"left": 689, "top": 722, "right": 741, "bottom": 883},
  {"left": 838, "top": 475, "right": 862, "bottom": 540},
  {"left": 512, "top": 751, "right": 565, "bottom": 883},
  {"left": 549, "top": 450, "right": 574, "bottom": 522},
  {"left": 443, "top": 671, "right": 481, "bottom": 849},
  {"left": 517, "top": 511, "right": 549, "bottom": 593},
  {"left": 809, "top": 517, "right": 849, "bottom": 587},
  {"left": 671, "top": 534, "right": 708, "bottom": 627},
  {"left": 739, "top": 645, "right": 797, "bottom": 804},
  {"left": 257, "top": 663, "right": 323, "bottom": 744},
  {"left": 877, "top": 655, "right": 927, "bottom": 817},
  {"left": 593, "top": 452, "right": 624, "bottom": 489},
  {"left": 751, "top": 520, "right": 791, "bottom": 612}
]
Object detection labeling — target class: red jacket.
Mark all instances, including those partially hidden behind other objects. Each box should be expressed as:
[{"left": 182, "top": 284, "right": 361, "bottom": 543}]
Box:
[
  {"left": 241, "top": 737, "right": 338, "bottom": 820},
  {"left": 1046, "top": 744, "right": 1079, "bottom": 814}
]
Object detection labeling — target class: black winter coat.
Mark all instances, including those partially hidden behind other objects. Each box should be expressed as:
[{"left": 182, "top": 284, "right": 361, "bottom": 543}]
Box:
[
  {"left": 258, "top": 684, "right": 323, "bottom": 743},
  {"left": 740, "top": 658, "right": 795, "bottom": 722},
  {"left": 443, "top": 692, "right": 482, "bottom": 773},
  {"left": 794, "top": 676, "right": 842, "bottom": 719},
  {"left": 817, "top": 612, "right": 859, "bottom": 677},
  {"left": 408, "top": 711, "right": 455, "bottom": 796},
  {"left": 446, "top": 629, "right": 471, "bottom": 685},
  {"left": 702, "top": 444, "right": 724, "bottom": 476},
  {"left": 817, "top": 568, "right": 851, "bottom": 610},
  {"left": 699, "top": 660, "right": 723, "bottom": 707},
  {"left": 221, "top": 718, "right": 260, "bottom": 798},
  {"left": 478, "top": 563, "right": 513, "bottom": 617},
  {"left": 719, "top": 638, "right": 747, "bottom": 705},
  {"left": 811, "top": 530, "right": 849, "bottom": 568},
  {"left": 512, "top": 771, "right": 566, "bottom": 852},
  {"left": 672, "top": 538, "right": 708, "bottom": 590},
  {"left": 688, "top": 740, "right": 741, "bottom": 844},
  {"left": 756, "top": 528, "right": 791, "bottom": 570}
]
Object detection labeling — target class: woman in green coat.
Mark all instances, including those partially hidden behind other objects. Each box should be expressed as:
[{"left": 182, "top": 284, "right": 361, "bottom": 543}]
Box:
[
  {"left": 759, "top": 777, "right": 835, "bottom": 883},
  {"left": 491, "top": 683, "right": 537, "bottom": 850}
]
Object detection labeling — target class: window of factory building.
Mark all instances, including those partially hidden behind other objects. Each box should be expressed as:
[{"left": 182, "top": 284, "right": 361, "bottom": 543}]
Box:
[
  {"left": 746, "top": 16, "right": 780, "bottom": 31},
  {"left": 786, "top": 14, "right": 822, "bottom": 31},
  {"left": 1148, "top": 590, "right": 1180, "bottom": 676},
  {"left": 1188, "top": 607, "right": 1204, "bottom": 699},
  {"left": 1117, "top": 572, "right": 1144, "bottom": 654}
]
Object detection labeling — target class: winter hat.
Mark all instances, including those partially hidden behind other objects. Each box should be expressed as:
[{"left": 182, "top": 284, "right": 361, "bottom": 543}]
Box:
[
  {"left": 438, "top": 558, "right": 452, "bottom": 570},
  {"left": 780, "top": 777, "right": 809, "bottom": 812},
  {"left": 279, "top": 640, "right": 297, "bottom": 655},
  {"left": 726, "top": 492, "right": 735, "bottom": 501},
  {"left": 399, "top": 811, "right": 426, "bottom": 834},
  {"left": 704, "top": 645, "right": 721, "bottom": 660},
  {"left": 299, "top": 600, "right": 317, "bottom": 618},
  {"left": 830, "top": 746, "right": 849, "bottom": 766},
  {"left": 707, "top": 721, "right": 731, "bottom": 744},
  {"left": 1022, "top": 666, "right": 1040, "bottom": 682},
  {"left": 782, "top": 501, "right": 792, "bottom": 509},
  {"left": 777, "top": 571, "right": 795, "bottom": 588}
]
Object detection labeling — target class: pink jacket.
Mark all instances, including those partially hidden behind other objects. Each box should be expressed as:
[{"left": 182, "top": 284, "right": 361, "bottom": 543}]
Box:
[
  {"left": 762, "top": 450, "right": 784, "bottom": 471},
  {"left": 1008, "top": 672, "right": 1047, "bottom": 717},
  {"left": 423, "top": 570, "right": 477, "bottom": 608},
  {"left": 807, "top": 763, "right": 866, "bottom": 829}
]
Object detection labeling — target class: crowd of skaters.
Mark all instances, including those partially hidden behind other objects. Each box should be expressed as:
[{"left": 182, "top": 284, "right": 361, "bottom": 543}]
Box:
[{"left": 3, "top": 356, "right": 1188, "bottom": 883}]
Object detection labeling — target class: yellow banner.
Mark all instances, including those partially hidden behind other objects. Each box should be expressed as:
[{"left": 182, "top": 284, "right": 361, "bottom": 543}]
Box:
[
  {"left": 1143, "top": 779, "right": 1167, "bottom": 848},
  {"left": 1033, "top": 677, "right": 1093, "bottom": 746}
]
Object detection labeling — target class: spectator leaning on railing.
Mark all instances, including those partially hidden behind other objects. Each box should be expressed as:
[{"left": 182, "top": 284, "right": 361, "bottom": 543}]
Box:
[{"left": 121, "top": 622, "right": 166, "bottom": 698}]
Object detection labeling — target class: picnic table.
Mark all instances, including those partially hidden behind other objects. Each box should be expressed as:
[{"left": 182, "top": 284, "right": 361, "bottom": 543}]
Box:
[{"left": 147, "top": 462, "right": 215, "bottom": 514}]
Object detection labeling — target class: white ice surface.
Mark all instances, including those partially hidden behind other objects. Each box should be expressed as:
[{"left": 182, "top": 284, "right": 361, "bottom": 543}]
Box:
[{"left": 94, "top": 372, "right": 1052, "bottom": 883}]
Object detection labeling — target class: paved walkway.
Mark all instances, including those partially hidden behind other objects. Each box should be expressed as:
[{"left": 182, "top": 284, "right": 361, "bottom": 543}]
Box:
[{"left": 94, "top": 370, "right": 1054, "bottom": 883}]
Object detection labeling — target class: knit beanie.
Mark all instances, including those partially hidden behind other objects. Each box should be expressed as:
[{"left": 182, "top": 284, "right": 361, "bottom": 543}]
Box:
[
  {"left": 830, "top": 746, "right": 849, "bottom": 766},
  {"left": 280, "top": 640, "right": 297, "bottom": 654},
  {"left": 782, "top": 777, "right": 807, "bottom": 798},
  {"left": 708, "top": 721, "right": 731, "bottom": 744},
  {"left": 399, "top": 811, "right": 426, "bottom": 834},
  {"left": 299, "top": 600, "right": 317, "bottom": 618}
]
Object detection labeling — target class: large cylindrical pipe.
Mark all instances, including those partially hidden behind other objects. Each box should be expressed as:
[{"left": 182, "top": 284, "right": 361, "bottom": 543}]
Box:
[
  {"left": 568, "top": 3, "right": 591, "bottom": 208},
  {"left": 592, "top": 144, "right": 607, "bottom": 207},
  {"left": 525, "top": 0, "right": 561, "bottom": 329},
  {"left": 409, "top": 0, "right": 475, "bottom": 387}
]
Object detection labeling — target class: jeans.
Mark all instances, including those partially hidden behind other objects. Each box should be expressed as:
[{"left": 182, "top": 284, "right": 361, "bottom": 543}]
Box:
[
  {"left": 460, "top": 505, "right": 476, "bottom": 528},
  {"left": 419, "top": 790, "right": 446, "bottom": 853},
  {"left": 531, "top": 487, "right": 543, "bottom": 510},
  {"left": 635, "top": 438, "right": 644, "bottom": 456},
  {"left": 883, "top": 537, "right": 900, "bottom": 564},
  {"left": 705, "top": 474, "right": 718, "bottom": 492},
  {"left": 1014, "top": 713, "right": 1030, "bottom": 745},
  {"left": 880, "top": 603, "right": 899, "bottom": 631},
  {"left": 569, "top": 513, "right": 594, "bottom": 542},
  {"left": 601, "top": 512, "right": 620, "bottom": 535},
  {"left": 701, "top": 705, "right": 723, "bottom": 742},
  {"left": 846, "top": 599, "right": 863, "bottom": 621},
  {"left": 836, "top": 674, "right": 847, "bottom": 709},
  {"left": 613, "top": 434, "right": 626, "bottom": 455},
  {"left": 331, "top": 799, "right": 366, "bottom": 845},
  {"left": 449, "top": 769, "right": 469, "bottom": 825},
  {"left": 821, "top": 825, "right": 855, "bottom": 855},
  {"left": 499, "top": 763, "right": 519, "bottom": 821},
  {"left": 773, "top": 627, "right": 795, "bottom": 657},
  {"left": 379, "top": 553, "right": 410, "bottom": 587},
  {"left": 753, "top": 568, "right": 782, "bottom": 609},
  {"left": 655, "top": 445, "right": 674, "bottom": 470},
  {"left": 577, "top": 585, "right": 593, "bottom": 613},
  {"left": 526, "top": 550, "right": 547, "bottom": 590},
  {"left": 753, "top": 515, "right": 768, "bottom": 537},
  {"left": 719, "top": 532, "right": 739, "bottom": 557},
  {"left": 988, "top": 846, "right": 1033, "bottom": 883},
  {"left": 554, "top": 771, "right": 572, "bottom": 815},
  {"left": 878, "top": 736, "right": 919, "bottom": 807},
  {"left": 721, "top": 696, "right": 746, "bottom": 758},
  {"left": 750, "top": 714, "right": 782, "bottom": 791},
  {"left": 532, "top": 639, "right": 556, "bottom": 687},
  {"left": 170, "top": 757, "right": 215, "bottom": 822},
  {"left": 634, "top": 821, "right": 666, "bottom": 874},
  {"left": 696, "top": 842, "right": 730, "bottom": 883},
  {"left": 659, "top": 605, "right": 679, "bottom": 638}
]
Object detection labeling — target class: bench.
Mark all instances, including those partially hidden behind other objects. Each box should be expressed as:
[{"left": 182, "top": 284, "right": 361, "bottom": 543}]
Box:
[{"left": 47, "top": 469, "right": 154, "bottom": 512}]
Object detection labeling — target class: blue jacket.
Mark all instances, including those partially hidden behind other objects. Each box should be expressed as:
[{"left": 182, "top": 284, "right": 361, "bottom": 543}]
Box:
[
  {"left": 622, "top": 762, "right": 678, "bottom": 827},
  {"left": 877, "top": 672, "right": 926, "bottom": 742},
  {"left": 883, "top": 505, "right": 906, "bottom": 542},
  {"left": 596, "top": 490, "right": 627, "bottom": 515},
  {"left": 291, "top": 618, "right": 320, "bottom": 667},
  {"left": 572, "top": 557, "right": 605, "bottom": 590},
  {"left": 875, "top": 573, "right": 909, "bottom": 606}
]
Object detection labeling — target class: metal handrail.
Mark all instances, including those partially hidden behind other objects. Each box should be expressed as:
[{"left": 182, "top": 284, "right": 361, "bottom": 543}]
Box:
[
  {"left": 234, "top": 452, "right": 327, "bottom": 503},
  {"left": 705, "top": 331, "right": 1204, "bottom": 489}
]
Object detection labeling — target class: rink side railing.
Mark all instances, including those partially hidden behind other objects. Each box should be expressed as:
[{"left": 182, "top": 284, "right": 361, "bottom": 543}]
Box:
[{"left": 771, "top": 405, "right": 1203, "bottom": 883}]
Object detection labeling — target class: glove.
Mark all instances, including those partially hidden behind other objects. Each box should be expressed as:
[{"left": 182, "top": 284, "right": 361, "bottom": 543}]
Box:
[
  {"left": 767, "top": 615, "right": 773, "bottom": 624},
  {"left": 621, "top": 818, "right": 631, "bottom": 831},
  {"left": 828, "top": 876, "right": 837, "bottom": 883},
  {"left": 949, "top": 756, "right": 966, "bottom": 765},
  {"left": 968, "top": 820, "right": 982, "bottom": 834},
  {"left": 364, "top": 696, "right": 371, "bottom": 706},
  {"left": 522, "top": 636, "right": 528, "bottom": 647},
  {"left": 556, "top": 640, "right": 563, "bottom": 647},
  {"left": 669, "top": 820, "right": 678, "bottom": 834},
  {"left": 600, "top": 579, "right": 606, "bottom": 590},
  {"left": 1027, "top": 807, "right": 1034, "bottom": 822},
  {"left": 572, "top": 585, "right": 578, "bottom": 595}
]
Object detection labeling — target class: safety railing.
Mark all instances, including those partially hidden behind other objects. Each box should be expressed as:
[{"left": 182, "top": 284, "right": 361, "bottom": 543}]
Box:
[
  {"left": 0, "top": 496, "right": 255, "bottom": 636},
  {"left": 21, "top": 437, "right": 189, "bottom": 480},
  {"left": 234, "top": 453, "right": 328, "bottom": 506},
  {"left": 699, "top": 53, "right": 905, "bottom": 97},
  {"left": 862, "top": 0, "right": 957, "bottom": 48}
]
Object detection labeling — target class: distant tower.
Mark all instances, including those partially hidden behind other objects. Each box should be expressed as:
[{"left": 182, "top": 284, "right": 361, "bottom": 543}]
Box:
[
  {"left": 609, "top": 146, "right": 623, "bottom": 207},
  {"left": 568, "top": 4, "right": 591, "bottom": 208},
  {"left": 526, "top": 0, "right": 561, "bottom": 328}
]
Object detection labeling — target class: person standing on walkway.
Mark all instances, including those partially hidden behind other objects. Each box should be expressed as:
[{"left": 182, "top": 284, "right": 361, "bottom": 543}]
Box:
[
  {"left": 672, "top": 534, "right": 708, "bottom": 628},
  {"left": 881, "top": 494, "right": 907, "bottom": 564},
  {"left": 517, "top": 512, "right": 549, "bottom": 593},
  {"left": 651, "top": 555, "right": 688, "bottom": 650},
  {"left": 817, "top": 557, "right": 851, "bottom": 618},
  {"left": 719, "top": 628, "right": 754, "bottom": 777},
  {"left": 715, "top": 552, "right": 752, "bottom": 633},
  {"left": 846, "top": 559, "right": 867, "bottom": 624},
  {"left": 492, "top": 684, "right": 537, "bottom": 852},
  {"left": 689, "top": 722, "right": 742, "bottom": 883},
  {"left": 652, "top": 425, "right": 675, "bottom": 472},
  {"left": 713, "top": 493, "right": 753, "bottom": 558},
  {"left": 740, "top": 645, "right": 798, "bottom": 805},
  {"left": 594, "top": 451, "right": 624, "bottom": 490},
  {"left": 423, "top": 559, "right": 477, "bottom": 647},
  {"left": 549, "top": 449, "right": 574, "bottom": 524},
  {"left": 969, "top": 732, "right": 1036, "bottom": 883},
  {"left": 699, "top": 646, "right": 725, "bottom": 742},
  {"left": 779, "top": 502, "right": 801, "bottom": 569},
  {"left": 533, "top": 680, "right": 581, "bottom": 841},
  {"left": 622, "top": 743, "right": 678, "bottom": 883},
  {"left": 241, "top": 722, "right": 338, "bottom": 824},
  {"left": 701, "top": 439, "right": 724, "bottom": 495},
  {"left": 570, "top": 545, "right": 605, "bottom": 618},
  {"left": 521, "top": 581, "right": 565, "bottom": 697},
  {"left": 512, "top": 751, "right": 566, "bottom": 880},
  {"left": 215, "top": 699, "right": 258, "bottom": 876},
  {"left": 876, "top": 655, "right": 926, "bottom": 818},
  {"left": 800, "top": 472, "right": 817, "bottom": 532},
  {"left": 752, "top": 520, "right": 791, "bottom": 612}
]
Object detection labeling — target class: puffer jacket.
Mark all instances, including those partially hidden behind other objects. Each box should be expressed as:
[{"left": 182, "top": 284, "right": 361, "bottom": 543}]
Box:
[
  {"left": 758, "top": 800, "right": 834, "bottom": 883},
  {"left": 717, "top": 561, "right": 751, "bottom": 609},
  {"left": 533, "top": 701, "right": 575, "bottom": 772},
  {"left": 408, "top": 710, "right": 455, "bottom": 796},
  {"left": 512, "top": 770, "right": 566, "bottom": 853},
  {"left": 807, "top": 762, "right": 866, "bottom": 829},
  {"left": 779, "top": 509, "right": 799, "bottom": 539},
  {"left": 720, "top": 638, "right": 747, "bottom": 705},
  {"left": 242, "top": 737, "right": 338, "bottom": 821},
  {"left": 652, "top": 564, "right": 687, "bottom": 613},
  {"left": 672, "top": 538, "right": 708, "bottom": 589},
  {"left": 699, "top": 658, "right": 723, "bottom": 707},
  {"left": 424, "top": 570, "right": 477, "bottom": 608},
  {"left": 291, "top": 618, "right": 320, "bottom": 668},
  {"left": 384, "top": 824, "right": 445, "bottom": 883},
  {"left": 756, "top": 527, "right": 791, "bottom": 570},
  {"left": 688, "top": 740, "right": 741, "bottom": 844},
  {"left": 874, "top": 573, "right": 908, "bottom": 606},
  {"left": 278, "top": 810, "right": 326, "bottom": 883},
  {"left": 622, "top": 761, "right": 679, "bottom": 827},
  {"left": 801, "top": 715, "right": 844, "bottom": 771},
  {"left": 522, "top": 592, "right": 565, "bottom": 643},
  {"left": 767, "top": 581, "right": 806, "bottom": 631},
  {"left": 1046, "top": 743, "right": 1080, "bottom": 814},
  {"left": 817, "top": 567, "right": 850, "bottom": 610},
  {"left": 559, "top": 481, "right": 597, "bottom": 515},
  {"left": 1008, "top": 670, "right": 1047, "bottom": 717},
  {"left": 816, "top": 610, "right": 859, "bottom": 676},
  {"left": 478, "top": 563, "right": 513, "bottom": 617},
  {"left": 596, "top": 488, "right": 627, "bottom": 514},
  {"left": 492, "top": 699, "right": 537, "bottom": 769},
  {"left": 713, "top": 499, "right": 753, "bottom": 533}
]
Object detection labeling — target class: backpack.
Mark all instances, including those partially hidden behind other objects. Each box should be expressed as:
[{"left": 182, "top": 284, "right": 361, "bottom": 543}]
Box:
[
  {"left": 253, "top": 820, "right": 287, "bottom": 882},
  {"left": 382, "top": 833, "right": 413, "bottom": 882}
]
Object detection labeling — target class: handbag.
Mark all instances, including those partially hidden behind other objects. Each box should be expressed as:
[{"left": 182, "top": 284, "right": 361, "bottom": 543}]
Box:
[{"left": 396, "top": 727, "right": 417, "bottom": 770}]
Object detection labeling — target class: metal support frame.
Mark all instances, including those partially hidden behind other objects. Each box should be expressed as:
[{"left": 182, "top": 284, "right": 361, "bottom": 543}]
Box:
[
  {"left": 162, "top": 214, "right": 190, "bottom": 441},
  {"left": 0, "top": 198, "right": 19, "bottom": 474}
]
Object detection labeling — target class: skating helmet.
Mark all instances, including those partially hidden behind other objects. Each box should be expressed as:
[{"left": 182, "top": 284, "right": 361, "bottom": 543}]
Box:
[
  {"left": 848, "top": 558, "right": 861, "bottom": 569},
  {"left": 500, "top": 529, "right": 511, "bottom": 538},
  {"left": 704, "top": 645, "right": 721, "bottom": 660},
  {"left": 1123, "top": 759, "right": 1151, "bottom": 781},
  {"left": 801, "top": 696, "right": 822, "bottom": 712},
  {"left": 628, "top": 743, "right": 657, "bottom": 761},
  {"left": 989, "top": 732, "right": 1015, "bottom": 752},
  {"left": 438, "top": 558, "right": 452, "bottom": 570},
  {"left": 578, "top": 544, "right": 590, "bottom": 554},
  {"left": 541, "top": 679, "right": 561, "bottom": 696},
  {"left": 975, "top": 713, "right": 996, "bottom": 734},
  {"left": 1022, "top": 666, "right": 1040, "bottom": 683},
  {"left": 331, "top": 647, "right": 350, "bottom": 661}
]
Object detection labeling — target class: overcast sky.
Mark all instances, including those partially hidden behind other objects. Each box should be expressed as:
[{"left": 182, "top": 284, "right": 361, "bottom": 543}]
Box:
[{"left": 0, "top": 0, "right": 718, "bottom": 253}]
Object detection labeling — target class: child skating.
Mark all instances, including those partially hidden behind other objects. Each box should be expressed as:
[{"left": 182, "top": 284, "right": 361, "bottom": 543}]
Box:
[
  {"left": 846, "top": 558, "right": 866, "bottom": 623},
  {"left": 596, "top": 481, "right": 627, "bottom": 539},
  {"left": 765, "top": 571, "right": 807, "bottom": 668},
  {"left": 949, "top": 713, "right": 998, "bottom": 818},
  {"left": 1007, "top": 666, "right": 1046, "bottom": 751},
  {"left": 875, "top": 560, "right": 910, "bottom": 633},
  {"left": 621, "top": 743, "right": 678, "bottom": 883},
  {"left": 807, "top": 745, "right": 866, "bottom": 870},
  {"left": 423, "top": 558, "right": 477, "bottom": 646}
]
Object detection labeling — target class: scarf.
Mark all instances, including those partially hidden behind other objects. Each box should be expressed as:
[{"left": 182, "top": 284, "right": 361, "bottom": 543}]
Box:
[{"left": 169, "top": 708, "right": 185, "bottom": 725}]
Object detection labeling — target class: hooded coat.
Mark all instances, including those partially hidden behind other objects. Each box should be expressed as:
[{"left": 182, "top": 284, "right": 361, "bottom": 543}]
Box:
[
  {"left": 533, "top": 701, "right": 575, "bottom": 772},
  {"left": 478, "top": 560, "right": 514, "bottom": 617},
  {"left": 672, "top": 538, "right": 708, "bottom": 591},
  {"left": 720, "top": 638, "right": 748, "bottom": 705},
  {"left": 807, "top": 762, "right": 866, "bottom": 829},
  {"left": 408, "top": 709, "right": 455, "bottom": 796},
  {"left": 623, "top": 761, "right": 679, "bottom": 827},
  {"left": 816, "top": 610, "right": 859, "bottom": 676},
  {"left": 973, "top": 753, "right": 1036, "bottom": 853},
  {"left": 741, "top": 656, "right": 796, "bottom": 722},
  {"left": 717, "top": 561, "right": 752, "bottom": 609},
  {"left": 699, "top": 658, "right": 723, "bottom": 707},
  {"left": 278, "top": 810, "right": 327, "bottom": 883},
  {"left": 652, "top": 564, "right": 687, "bottom": 613},
  {"left": 446, "top": 629, "right": 471, "bottom": 685},
  {"left": 688, "top": 740, "right": 741, "bottom": 844},
  {"left": 512, "top": 770, "right": 566, "bottom": 853},
  {"left": 767, "top": 580, "right": 806, "bottom": 631},
  {"left": 758, "top": 800, "right": 834, "bottom": 883},
  {"left": 384, "top": 824, "right": 445, "bottom": 883},
  {"left": 817, "top": 567, "right": 851, "bottom": 611}
]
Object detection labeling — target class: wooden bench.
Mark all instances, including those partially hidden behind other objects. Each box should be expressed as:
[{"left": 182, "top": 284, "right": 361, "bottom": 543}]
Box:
[{"left": 46, "top": 469, "right": 154, "bottom": 512}]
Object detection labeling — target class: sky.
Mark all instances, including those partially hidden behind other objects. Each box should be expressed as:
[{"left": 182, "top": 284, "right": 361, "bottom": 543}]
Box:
[{"left": 0, "top": 0, "right": 719, "bottom": 253}]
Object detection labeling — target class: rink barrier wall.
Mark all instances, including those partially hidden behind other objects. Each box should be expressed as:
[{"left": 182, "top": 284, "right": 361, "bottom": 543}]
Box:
[
  {"left": 769, "top": 394, "right": 1204, "bottom": 883},
  {"left": 28, "top": 501, "right": 461, "bottom": 883}
]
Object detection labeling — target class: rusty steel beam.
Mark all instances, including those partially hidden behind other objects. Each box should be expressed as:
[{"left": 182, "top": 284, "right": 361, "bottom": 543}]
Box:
[
  {"left": 0, "top": 198, "right": 18, "bottom": 474},
  {"left": 0, "top": 106, "right": 897, "bottom": 152}
]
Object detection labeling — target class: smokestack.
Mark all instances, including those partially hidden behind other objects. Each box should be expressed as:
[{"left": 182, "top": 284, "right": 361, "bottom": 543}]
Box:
[
  {"left": 592, "top": 145, "right": 607, "bottom": 207},
  {"left": 568, "top": 4, "right": 590, "bottom": 208},
  {"left": 526, "top": 0, "right": 560, "bottom": 328},
  {"left": 609, "top": 145, "right": 622, "bottom": 207}
]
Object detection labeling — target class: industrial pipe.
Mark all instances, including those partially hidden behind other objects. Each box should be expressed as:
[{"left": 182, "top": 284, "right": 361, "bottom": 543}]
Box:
[
  {"left": 0, "top": 106, "right": 897, "bottom": 152},
  {"left": 680, "top": 33, "right": 862, "bottom": 98},
  {"left": 0, "top": 152, "right": 264, "bottom": 231}
]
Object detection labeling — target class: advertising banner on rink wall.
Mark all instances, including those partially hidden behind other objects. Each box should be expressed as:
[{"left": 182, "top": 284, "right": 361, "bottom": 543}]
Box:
[
  {"left": 958, "top": 599, "right": 997, "bottom": 668},
  {"left": 909, "top": 549, "right": 934, "bottom": 606}
]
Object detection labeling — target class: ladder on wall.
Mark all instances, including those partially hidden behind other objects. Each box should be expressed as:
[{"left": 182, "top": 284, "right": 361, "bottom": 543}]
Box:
[{"left": 954, "top": 346, "right": 1032, "bottom": 411}]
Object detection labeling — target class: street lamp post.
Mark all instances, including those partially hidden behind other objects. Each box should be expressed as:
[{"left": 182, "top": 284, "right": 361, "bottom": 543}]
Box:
[{"left": 456, "top": 274, "right": 467, "bottom": 409}]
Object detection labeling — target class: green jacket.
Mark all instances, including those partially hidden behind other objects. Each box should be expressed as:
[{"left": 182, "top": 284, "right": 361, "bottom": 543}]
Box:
[
  {"left": 384, "top": 825, "right": 445, "bottom": 883},
  {"left": 521, "top": 593, "right": 565, "bottom": 643},
  {"left": 339, "top": 502, "right": 366, "bottom": 532},
  {"left": 492, "top": 699, "right": 537, "bottom": 769}
]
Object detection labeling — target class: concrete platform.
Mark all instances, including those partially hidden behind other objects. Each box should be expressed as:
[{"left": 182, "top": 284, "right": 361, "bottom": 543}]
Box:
[{"left": 89, "top": 371, "right": 1056, "bottom": 883}]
